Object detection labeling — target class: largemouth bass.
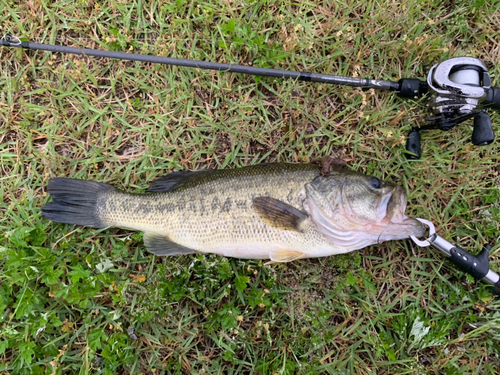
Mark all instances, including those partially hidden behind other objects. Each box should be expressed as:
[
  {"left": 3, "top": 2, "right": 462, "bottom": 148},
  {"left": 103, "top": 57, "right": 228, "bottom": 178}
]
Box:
[{"left": 42, "top": 163, "right": 425, "bottom": 262}]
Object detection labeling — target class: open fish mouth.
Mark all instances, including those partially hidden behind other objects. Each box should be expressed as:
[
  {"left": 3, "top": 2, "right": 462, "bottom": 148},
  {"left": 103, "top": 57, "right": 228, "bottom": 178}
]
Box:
[
  {"left": 378, "top": 186, "right": 425, "bottom": 238},
  {"left": 384, "top": 186, "right": 407, "bottom": 223}
]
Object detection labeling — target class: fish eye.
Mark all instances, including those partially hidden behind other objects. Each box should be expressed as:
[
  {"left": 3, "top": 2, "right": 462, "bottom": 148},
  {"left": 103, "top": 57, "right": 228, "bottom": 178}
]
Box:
[{"left": 368, "top": 177, "right": 382, "bottom": 189}]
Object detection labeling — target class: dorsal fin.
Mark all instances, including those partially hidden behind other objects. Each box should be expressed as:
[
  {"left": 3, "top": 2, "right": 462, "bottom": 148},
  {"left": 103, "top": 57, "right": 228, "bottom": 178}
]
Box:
[
  {"left": 148, "top": 163, "right": 320, "bottom": 193},
  {"left": 148, "top": 170, "right": 213, "bottom": 192}
]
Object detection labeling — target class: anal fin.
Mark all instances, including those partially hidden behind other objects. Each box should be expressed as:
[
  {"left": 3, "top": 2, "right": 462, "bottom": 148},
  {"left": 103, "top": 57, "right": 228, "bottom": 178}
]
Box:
[
  {"left": 266, "top": 249, "right": 305, "bottom": 264},
  {"left": 143, "top": 232, "right": 196, "bottom": 256}
]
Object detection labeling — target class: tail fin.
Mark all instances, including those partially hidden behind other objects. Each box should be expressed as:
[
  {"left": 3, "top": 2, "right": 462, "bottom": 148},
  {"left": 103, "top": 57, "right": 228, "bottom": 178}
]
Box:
[{"left": 42, "top": 178, "right": 116, "bottom": 228}]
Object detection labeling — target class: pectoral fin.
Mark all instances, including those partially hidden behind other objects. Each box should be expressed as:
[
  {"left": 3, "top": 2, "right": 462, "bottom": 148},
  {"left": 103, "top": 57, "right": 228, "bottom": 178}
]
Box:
[
  {"left": 143, "top": 232, "right": 196, "bottom": 256},
  {"left": 252, "top": 196, "right": 307, "bottom": 232},
  {"left": 267, "top": 249, "right": 305, "bottom": 263}
]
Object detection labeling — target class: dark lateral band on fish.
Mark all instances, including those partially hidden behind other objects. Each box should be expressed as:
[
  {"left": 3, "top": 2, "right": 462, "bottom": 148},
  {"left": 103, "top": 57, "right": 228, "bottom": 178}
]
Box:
[{"left": 42, "top": 163, "right": 425, "bottom": 262}]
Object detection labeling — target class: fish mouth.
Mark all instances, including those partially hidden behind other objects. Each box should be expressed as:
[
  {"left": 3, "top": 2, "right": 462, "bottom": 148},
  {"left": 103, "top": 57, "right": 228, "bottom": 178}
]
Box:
[{"left": 377, "top": 186, "right": 425, "bottom": 239}]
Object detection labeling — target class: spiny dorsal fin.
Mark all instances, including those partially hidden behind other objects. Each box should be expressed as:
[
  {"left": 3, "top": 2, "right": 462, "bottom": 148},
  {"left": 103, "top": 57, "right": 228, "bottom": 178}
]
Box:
[
  {"left": 143, "top": 232, "right": 196, "bottom": 256},
  {"left": 148, "top": 170, "right": 213, "bottom": 192},
  {"left": 252, "top": 196, "right": 307, "bottom": 232}
]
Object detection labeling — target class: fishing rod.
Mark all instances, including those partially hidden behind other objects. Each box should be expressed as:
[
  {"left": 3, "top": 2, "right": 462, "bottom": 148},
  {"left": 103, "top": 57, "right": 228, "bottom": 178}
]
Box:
[{"left": 1, "top": 34, "right": 500, "bottom": 158}]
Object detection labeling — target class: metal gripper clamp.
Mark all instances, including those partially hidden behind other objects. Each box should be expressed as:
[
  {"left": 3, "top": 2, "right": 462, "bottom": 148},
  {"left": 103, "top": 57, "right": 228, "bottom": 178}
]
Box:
[{"left": 411, "top": 218, "right": 500, "bottom": 293}]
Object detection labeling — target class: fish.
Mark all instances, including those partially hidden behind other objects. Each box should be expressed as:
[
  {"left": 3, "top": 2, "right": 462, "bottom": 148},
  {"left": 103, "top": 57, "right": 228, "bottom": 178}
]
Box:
[{"left": 41, "top": 163, "right": 425, "bottom": 263}]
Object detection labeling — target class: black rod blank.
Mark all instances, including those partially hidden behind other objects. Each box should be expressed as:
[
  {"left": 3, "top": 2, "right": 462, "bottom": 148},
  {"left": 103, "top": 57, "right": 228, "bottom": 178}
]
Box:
[{"left": 0, "top": 38, "right": 400, "bottom": 91}]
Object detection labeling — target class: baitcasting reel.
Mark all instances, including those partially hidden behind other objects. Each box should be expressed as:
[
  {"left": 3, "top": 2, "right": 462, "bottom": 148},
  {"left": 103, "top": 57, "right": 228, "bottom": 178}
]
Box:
[{"left": 405, "top": 57, "right": 500, "bottom": 159}]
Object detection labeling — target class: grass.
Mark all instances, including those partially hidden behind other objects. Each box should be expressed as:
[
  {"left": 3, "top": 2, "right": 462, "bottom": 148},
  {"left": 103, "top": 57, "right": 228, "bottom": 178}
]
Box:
[{"left": 1, "top": 0, "right": 500, "bottom": 373}]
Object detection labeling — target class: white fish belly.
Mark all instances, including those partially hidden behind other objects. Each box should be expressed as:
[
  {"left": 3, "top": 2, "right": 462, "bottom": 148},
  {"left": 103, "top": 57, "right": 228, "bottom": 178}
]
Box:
[{"left": 170, "top": 218, "right": 350, "bottom": 260}]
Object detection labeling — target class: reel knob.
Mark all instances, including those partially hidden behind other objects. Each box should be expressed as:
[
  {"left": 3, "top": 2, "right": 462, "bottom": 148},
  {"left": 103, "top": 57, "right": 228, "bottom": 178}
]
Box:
[
  {"left": 471, "top": 112, "right": 495, "bottom": 145},
  {"left": 405, "top": 129, "right": 422, "bottom": 159}
]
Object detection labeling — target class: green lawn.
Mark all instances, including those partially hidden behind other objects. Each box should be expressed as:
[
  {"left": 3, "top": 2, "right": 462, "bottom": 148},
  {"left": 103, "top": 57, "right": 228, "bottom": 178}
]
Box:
[{"left": 1, "top": 0, "right": 500, "bottom": 374}]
